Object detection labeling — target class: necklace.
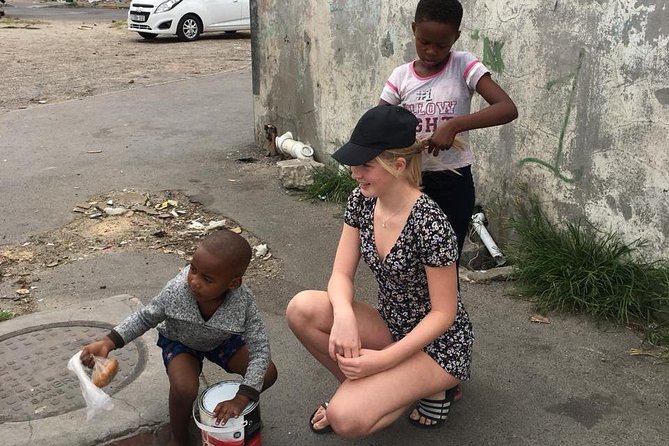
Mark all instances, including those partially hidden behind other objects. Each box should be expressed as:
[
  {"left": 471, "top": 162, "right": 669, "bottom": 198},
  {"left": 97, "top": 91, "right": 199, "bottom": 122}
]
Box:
[{"left": 379, "top": 200, "right": 410, "bottom": 228}]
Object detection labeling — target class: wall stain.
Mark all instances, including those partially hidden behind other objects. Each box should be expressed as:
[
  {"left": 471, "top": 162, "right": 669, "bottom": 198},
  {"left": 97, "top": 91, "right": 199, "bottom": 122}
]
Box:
[
  {"left": 655, "top": 88, "right": 669, "bottom": 106},
  {"left": 519, "top": 48, "right": 586, "bottom": 184},
  {"left": 380, "top": 31, "right": 394, "bottom": 57}
]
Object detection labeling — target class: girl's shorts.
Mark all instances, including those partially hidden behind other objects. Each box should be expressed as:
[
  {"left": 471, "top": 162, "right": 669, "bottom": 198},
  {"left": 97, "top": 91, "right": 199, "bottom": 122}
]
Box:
[{"left": 157, "top": 333, "right": 246, "bottom": 372}]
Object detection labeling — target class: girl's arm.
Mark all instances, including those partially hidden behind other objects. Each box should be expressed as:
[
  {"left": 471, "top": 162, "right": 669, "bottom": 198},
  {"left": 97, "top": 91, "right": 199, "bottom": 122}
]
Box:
[
  {"left": 429, "top": 74, "right": 518, "bottom": 151},
  {"left": 336, "top": 262, "right": 458, "bottom": 379},
  {"left": 326, "top": 223, "right": 362, "bottom": 359},
  {"left": 381, "top": 263, "right": 458, "bottom": 364}
]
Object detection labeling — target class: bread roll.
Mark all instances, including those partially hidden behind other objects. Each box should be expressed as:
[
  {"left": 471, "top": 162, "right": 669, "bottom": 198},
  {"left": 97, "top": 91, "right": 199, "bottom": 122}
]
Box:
[{"left": 92, "top": 358, "right": 119, "bottom": 388}]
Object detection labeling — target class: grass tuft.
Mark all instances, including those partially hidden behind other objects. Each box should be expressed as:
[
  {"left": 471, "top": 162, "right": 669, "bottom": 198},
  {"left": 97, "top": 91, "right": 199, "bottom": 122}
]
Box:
[
  {"left": 305, "top": 165, "right": 357, "bottom": 203},
  {"left": 508, "top": 196, "right": 669, "bottom": 329},
  {"left": 0, "top": 18, "right": 46, "bottom": 27},
  {"left": 109, "top": 20, "right": 128, "bottom": 30},
  {"left": 0, "top": 310, "right": 14, "bottom": 322},
  {"left": 642, "top": 322, "right": 669, "bottom": 349}
]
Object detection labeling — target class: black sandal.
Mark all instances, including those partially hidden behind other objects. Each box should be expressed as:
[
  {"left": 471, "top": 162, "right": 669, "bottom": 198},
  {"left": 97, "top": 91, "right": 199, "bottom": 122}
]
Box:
[
  {"left": 409, "top": 387, "right": 457, "bottom": 429},
  {"left": 309, "top": 402, "right": 333, "bottom": 434}
]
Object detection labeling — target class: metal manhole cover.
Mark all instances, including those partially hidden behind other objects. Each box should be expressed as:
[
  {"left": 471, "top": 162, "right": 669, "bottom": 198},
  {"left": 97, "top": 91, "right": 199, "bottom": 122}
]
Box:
[{"left": 0, "top": 321, "right": 147, "bottom": 422}]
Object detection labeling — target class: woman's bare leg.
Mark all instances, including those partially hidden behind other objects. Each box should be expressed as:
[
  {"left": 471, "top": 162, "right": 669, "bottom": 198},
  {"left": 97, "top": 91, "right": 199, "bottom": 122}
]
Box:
[
  {"left": 326, "top": 350, "right": 460, "bottom": 438},
  {"left": 286, "top": 290, "right": 393, "bottom": 381},
  {"left": 286, "top": 289, "right": 394, "bottom": 432}
]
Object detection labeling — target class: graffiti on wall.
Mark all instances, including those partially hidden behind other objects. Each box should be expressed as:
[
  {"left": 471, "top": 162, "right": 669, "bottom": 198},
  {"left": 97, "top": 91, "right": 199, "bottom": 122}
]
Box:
[
  {"left": 471, "top": 30, "right": 505, "bottom": 75},
  {"left": 518, "top": 49, "right": 586, "bottom": 184},
  {"left": 482, "top": 36, "right": 505, "bottom": 75}
]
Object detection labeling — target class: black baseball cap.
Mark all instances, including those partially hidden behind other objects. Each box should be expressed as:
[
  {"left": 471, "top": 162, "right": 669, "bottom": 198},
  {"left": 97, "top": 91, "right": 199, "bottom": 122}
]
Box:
[{"left": 332, "top": 105, "right": 419, "bottom": 166}]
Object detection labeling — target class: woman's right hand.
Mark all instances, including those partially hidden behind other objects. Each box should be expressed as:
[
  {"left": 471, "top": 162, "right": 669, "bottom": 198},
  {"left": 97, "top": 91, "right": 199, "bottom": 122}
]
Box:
[
  {"left": 329, "top": 310, "right": 361, "bottom": 361},
  {"left": 80, "top": 337, "right": 115, "bottom": 368}
]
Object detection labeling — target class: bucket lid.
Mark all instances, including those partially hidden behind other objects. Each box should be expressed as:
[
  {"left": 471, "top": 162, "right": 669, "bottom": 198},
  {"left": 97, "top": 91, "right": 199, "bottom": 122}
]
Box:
[{"left": 200, "top": 381, "right": 258, "bottom": 416}]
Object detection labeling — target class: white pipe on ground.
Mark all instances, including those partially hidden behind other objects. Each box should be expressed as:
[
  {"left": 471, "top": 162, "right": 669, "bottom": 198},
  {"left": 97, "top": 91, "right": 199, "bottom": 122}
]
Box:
[
  {"left": 275, "top": 131, "right": 314, "bottom": 160},
  {"left": 471, "top": 211, "right": 507, "bottom": 266}
]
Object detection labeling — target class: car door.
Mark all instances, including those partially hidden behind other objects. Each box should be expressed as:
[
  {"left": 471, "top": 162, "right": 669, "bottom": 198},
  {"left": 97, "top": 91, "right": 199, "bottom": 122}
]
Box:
[{"left": 205, "top": 0, "right": 243, "bottom": 30}]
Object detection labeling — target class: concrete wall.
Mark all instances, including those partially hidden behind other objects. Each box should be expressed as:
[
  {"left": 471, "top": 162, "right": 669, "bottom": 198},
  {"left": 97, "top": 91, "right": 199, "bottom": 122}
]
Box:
[{"left": 251, "top": 0, "right": 669, "bottom": 257}]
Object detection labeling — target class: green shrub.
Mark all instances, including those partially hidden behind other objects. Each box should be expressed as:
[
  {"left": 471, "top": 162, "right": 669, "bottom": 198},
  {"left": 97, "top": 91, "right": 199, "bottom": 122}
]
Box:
[
  {"left": 305, "top": 165, "right": 357, "bottom": 204},
  {"left": 0, "top": 310, "right": 14, "bottom": 322},
  {"left": 508, "top": 196, "right": 669, "bottom": 326}
]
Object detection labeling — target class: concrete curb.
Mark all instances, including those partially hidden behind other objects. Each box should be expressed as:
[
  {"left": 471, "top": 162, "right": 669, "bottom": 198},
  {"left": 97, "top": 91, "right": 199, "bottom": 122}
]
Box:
[{"left": 0, "top": 295, "right": 169, "bottom": 446}]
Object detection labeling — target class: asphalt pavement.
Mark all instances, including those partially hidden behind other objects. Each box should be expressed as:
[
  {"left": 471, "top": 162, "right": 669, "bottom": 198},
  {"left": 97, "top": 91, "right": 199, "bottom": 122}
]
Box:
[
  {"left": 2, "top": 0, "right": 127, "bottom": 21},
  {"left": 0, "top": 66, "right": 668, "bottom": 445}
]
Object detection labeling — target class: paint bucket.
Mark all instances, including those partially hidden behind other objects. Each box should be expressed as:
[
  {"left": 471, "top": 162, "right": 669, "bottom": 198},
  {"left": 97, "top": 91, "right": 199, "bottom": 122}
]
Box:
[{"left": 194, "top": 380, "right": 262, "bottom": 446}]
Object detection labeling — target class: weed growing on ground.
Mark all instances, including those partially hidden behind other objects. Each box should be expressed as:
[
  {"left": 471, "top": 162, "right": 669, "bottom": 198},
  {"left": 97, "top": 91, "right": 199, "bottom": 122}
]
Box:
[
  {"left": 0, "top": 18, "right": 46, "bottom": 28},
  {"left": 0, "top": 310, "right": 14, "bottom": 322},
  {"left": 508, "top": 196, "right": 669, "bottom": 337},
  {"left": 305, "top": 165, "right": 357, "bottom": 203},
  {"left": 643, "top": 322, "right": 669, "bottom": 349},
  {"left": 109, "top": 20, "right": 128, "bottom": 30}
]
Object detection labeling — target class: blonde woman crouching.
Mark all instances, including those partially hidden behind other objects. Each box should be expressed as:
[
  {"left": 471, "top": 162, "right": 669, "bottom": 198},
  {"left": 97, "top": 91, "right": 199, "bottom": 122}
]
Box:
[{"left": 286, "top": 105, "right": 474, "bottom": 436}]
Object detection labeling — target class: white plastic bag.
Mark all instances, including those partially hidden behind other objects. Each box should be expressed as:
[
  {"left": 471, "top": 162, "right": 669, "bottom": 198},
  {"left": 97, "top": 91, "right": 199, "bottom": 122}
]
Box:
[{"left": 67, "top": 351, "right": 114, "bottom": 420}]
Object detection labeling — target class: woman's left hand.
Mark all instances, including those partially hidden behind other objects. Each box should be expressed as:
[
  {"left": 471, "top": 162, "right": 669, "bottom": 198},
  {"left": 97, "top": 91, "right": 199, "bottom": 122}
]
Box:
[{"left": 336, "top": 348, "right": 390, "bottom": 380}]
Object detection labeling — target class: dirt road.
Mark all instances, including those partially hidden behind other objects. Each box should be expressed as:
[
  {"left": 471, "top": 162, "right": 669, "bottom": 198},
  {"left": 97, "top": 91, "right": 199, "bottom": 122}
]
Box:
[{"left": 0, "top": 15, "right": 251, "bottom": 114}]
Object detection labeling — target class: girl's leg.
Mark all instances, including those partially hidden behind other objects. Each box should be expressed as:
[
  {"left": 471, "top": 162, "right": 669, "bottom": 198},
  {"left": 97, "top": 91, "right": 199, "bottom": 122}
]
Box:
[
  {"left": 286, "top": 290, "right": 395, "bottom": 432},
  {"left": 326, "top": 351, "right": 459, "bottom": 438},
  {"left": 422, "top": 168, "right": 474, "bottom": 407},
  {"left": 286, "top": 290, "right": 394, "bottom": 382},
  {"left": 422, "top": 167, "right": 475, "bottom": 257},
  {"left": 166, "top": 353, "right": 201, "bottom": 446},
  {"left": 226, "top": 344, "right": 278, "bottom": 391}
]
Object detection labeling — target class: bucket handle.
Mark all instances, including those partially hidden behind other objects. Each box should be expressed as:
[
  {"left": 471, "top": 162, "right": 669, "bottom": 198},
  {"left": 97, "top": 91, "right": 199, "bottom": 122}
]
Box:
[{"left": 192, "top": 403, "right": 248, "bottom": 433}]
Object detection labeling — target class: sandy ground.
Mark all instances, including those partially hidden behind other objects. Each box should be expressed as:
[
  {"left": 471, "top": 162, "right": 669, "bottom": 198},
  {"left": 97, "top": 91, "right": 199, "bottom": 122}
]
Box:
[{"left": 0, "top": 15, "right": 251, "bottom": 114}]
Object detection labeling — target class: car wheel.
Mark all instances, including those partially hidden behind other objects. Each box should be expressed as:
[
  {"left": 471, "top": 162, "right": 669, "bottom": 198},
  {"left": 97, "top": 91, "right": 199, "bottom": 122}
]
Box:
[
  {"left": 138, "top": 32, "right": 158, "bottom": 40},
  {"left": 177, "top": 14, "right": 202, "bottom": 42}
]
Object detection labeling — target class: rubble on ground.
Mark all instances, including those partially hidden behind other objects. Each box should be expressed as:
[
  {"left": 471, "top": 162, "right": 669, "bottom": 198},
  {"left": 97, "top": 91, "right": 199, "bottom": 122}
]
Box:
[{"left": 0, "top": 189, "right": 280, "bottom": 316}]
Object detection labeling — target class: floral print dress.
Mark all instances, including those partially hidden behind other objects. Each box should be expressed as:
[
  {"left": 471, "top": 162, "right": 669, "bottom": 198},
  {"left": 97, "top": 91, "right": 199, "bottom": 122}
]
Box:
[{"left": 344, "top": 187, "right": 474, "bottom": 381}]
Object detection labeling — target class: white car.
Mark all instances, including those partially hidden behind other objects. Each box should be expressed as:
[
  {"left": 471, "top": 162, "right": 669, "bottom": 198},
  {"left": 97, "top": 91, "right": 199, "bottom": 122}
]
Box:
[{"left": 127, "top": 0, "right": 250, "bottom": 41}]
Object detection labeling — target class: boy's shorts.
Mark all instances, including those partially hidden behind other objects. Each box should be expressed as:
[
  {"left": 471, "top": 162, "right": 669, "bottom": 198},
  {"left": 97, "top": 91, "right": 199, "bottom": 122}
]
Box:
[{"left": 157, "top": 333, "right": 246, "bottom": 372}]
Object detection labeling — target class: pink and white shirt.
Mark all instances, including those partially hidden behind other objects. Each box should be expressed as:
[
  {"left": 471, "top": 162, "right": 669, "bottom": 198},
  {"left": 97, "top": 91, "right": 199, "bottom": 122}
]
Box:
[{"left": 380, "top": 51, "right": 489, "bottom": 171}]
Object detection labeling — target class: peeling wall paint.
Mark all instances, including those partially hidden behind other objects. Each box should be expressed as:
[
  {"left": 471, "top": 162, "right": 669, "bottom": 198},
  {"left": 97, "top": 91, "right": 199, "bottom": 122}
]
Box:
[{"left": 252, "top": 0, "right": 669, "bottom": 258}]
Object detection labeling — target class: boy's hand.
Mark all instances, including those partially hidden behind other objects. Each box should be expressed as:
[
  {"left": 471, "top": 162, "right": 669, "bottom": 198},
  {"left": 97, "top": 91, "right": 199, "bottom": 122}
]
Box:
[
  {"left": 213, "top": 394, "right": 250, "bottom": 425},
  {"left": 80, "top": 337, "right": 115, "bottom": 368}
]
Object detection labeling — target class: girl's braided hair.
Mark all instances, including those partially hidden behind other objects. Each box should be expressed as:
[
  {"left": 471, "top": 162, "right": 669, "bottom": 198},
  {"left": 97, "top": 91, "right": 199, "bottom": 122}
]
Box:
[{"left": 415, "top": 0, "right": 463, "bottom": 28}]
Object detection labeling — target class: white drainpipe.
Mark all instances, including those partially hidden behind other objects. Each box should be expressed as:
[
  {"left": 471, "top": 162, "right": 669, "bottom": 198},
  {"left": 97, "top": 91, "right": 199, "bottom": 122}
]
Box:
[
  {"left": 275, "top": 131, "right": 315, "bottom": 160},
  {"left": 471, "top": 211, "right": 507, "bottom": 266}
]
